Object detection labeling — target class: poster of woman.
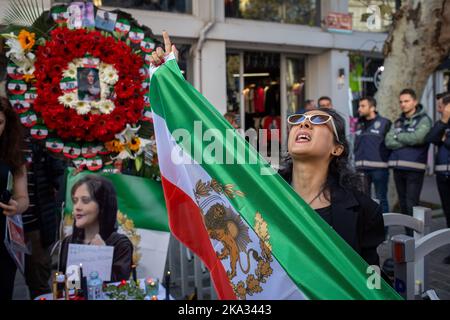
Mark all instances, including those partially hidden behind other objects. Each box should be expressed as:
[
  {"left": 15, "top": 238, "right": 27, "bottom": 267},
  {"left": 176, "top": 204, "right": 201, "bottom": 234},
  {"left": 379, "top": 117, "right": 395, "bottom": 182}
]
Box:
[{"left": 77, "top": 68, "right": 101, "bottom": 102}]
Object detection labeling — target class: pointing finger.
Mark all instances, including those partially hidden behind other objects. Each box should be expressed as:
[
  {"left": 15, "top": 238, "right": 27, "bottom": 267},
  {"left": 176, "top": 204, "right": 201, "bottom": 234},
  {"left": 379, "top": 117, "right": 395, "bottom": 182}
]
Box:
[{"left": 163, "top": 31, "right": 172, "bottom": 54}]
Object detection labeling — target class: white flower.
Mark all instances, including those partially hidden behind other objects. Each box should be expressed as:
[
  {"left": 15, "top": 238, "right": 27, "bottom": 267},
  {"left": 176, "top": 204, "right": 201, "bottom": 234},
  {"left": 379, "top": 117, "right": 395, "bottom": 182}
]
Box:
[
  {"left": 26, "top": 52, "right": 35, "bottom": 60},
  {"left": 63, "top": 68, "right": 77, "bottom": 78},
  {"left": 74, "top": 101, "right": 91, "bottom": 115},
  {"left": 111, "top": 149, "right": 134, "bottom": 160},
  {"left": 99, "top": 62, "right": 108, "bottom": 72},
  {"left": 134, "top": 137, "right": 151, "bottom": 156},
  {"left": 100, "top": 66, "right": 119, "bottom": 85},
  {"left": 115, "top": 124, "right": 140, "bottom": 144},
  {"left": 100, "top": 82, "right": 110, "bottom": 100},
  {"left": 58, "top": 93, "right": 77, "bottom": 108},
  {"left": 5, "top": 38, "right": 24, "bottom": 61},
  {"left": 73, "top": 58, "right": 83, "bottom": 67},
  {"left": 63, "top": 62, "right": 78, "bottom": 78},
  {"left": 98, "top": 100, "right": 115, "bottom": 114},
  {"left": 18, "top": 60, "right": 35, "bottom": 75}
]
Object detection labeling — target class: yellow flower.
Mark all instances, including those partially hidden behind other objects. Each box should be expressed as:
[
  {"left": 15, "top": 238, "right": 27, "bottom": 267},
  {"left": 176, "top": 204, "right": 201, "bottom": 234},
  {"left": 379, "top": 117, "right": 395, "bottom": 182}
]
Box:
[
  {"left": 23, "top": 73, "right": 35, "bottom": 83},
  {"left": 132, "top": 252, "right": 141, "bottom": 265},
  {"left": 18, "top": 30, "right": 35, "bottom": 51},
  {"left": 117, "top": 211, "right": 125, "bottom": 223},
  {"left": 130, "top": 234, "right": 141, "bottom": 246},
  {"left": 124, "top": 219, "right": 134, "bottom": 230},
  {"left": 128, "top": 138, "right": 141, "bottom": 152},
  {"left": 106, "top": 139, "right": 125, "bottom": 153},
  {"left": 114, "top": 140, "right": 125, "bottom": 152}
]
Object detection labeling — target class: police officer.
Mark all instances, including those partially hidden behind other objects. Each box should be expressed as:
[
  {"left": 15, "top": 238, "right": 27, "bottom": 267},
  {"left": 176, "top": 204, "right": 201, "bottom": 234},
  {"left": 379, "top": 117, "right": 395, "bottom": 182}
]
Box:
[
  {"left": 425, "top": 93, "right": 450, "bottom": 264},
  {"left": 354, "top": 96, "right": 391, "bottom": 213},
  {"left": 385, "top": 89, "right": 432, "bottom": 234}
]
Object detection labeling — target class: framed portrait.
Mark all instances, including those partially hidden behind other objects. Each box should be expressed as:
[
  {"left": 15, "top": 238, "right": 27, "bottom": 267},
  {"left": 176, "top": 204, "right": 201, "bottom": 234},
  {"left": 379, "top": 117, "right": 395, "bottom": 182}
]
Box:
[{"left": 77, "top": 68, "right": 101, "bottom": 102}]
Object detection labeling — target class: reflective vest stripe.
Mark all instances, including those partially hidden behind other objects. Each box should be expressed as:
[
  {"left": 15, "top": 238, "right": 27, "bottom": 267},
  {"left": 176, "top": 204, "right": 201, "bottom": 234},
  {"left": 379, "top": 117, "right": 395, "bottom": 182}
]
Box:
[
  {"left": 435, "top": 164, "right": 450, "bottom": 172},
  {"left": 355, "top": 160, "right": 389, "bottom": 168},
  {"left": 388, "top": 160, "right": 427, "bottom": 170}
]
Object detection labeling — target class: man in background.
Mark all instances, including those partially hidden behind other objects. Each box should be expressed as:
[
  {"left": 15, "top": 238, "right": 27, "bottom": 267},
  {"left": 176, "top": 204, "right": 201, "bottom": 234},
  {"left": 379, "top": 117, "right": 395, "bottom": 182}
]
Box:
[
  {"left": 385, "top": 88, "right": 431, "bottom": 235},
  {"left": 354, "top": 96, "right": 391, "bottom": 214},
  {"left": 425, "top": 93, "right": 450, "bottom": 264},
  {"left": 318, "top": 96, "right": 333, "bottom": 109}
]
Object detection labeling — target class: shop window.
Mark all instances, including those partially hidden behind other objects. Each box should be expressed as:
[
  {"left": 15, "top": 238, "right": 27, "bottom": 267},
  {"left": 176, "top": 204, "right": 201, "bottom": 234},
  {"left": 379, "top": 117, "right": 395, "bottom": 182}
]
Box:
[
  {"left": 349, "top": 54, "right": 384, "bottom": 116},
  {"left": 349, "top": 0, "right": 398, "bottom": 32},
  {"left": 225, "top": 0, "right": 320, "bottom": 26},
  {"left": 176, "top": 44, "right": 191, "bottom": 83},
  {"left": 101, "top": 0, "right": 192, "bottom": 13},
  {"left": 226, "top": 51, "right": 281, "bottom": 155}
]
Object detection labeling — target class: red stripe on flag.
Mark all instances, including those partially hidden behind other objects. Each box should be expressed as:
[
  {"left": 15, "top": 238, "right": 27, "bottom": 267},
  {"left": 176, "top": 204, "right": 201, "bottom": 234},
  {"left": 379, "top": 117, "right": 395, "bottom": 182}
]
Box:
[{"left": 161, "top": 175, "right": 237, "bottom": 300}]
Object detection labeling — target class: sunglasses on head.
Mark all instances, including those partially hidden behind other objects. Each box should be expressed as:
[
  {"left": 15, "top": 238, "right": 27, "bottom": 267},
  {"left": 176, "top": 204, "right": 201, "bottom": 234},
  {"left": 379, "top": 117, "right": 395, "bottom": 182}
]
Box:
[{"left": 287, "top": 113, "right": 341, "bottom": 144}]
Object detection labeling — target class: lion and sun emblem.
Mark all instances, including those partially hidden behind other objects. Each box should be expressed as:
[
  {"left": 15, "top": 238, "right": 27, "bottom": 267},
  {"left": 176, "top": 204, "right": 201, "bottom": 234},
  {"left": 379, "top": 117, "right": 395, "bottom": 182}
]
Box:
[{"left": 194, "top": 179, "right": 273, "bottom": 299}]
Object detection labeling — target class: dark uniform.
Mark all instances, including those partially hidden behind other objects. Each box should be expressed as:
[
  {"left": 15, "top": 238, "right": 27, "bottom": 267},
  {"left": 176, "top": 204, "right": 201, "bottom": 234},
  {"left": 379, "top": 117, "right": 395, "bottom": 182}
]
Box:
[
  {"left": 425, "top": 119, "right": 450, "bottom": 228},
  {"left": 354, "top": 114, "right": 391, "bottom": 213},
  {"left": 385, "top": 105, "right": 432, "bottom": 221}
]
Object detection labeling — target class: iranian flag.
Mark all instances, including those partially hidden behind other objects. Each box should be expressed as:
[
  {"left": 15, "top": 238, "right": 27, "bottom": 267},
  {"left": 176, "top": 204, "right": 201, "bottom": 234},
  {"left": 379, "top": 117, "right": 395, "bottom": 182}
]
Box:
[
  {"left": 64, "top": 168, "right": 170, "bottom": 280},
  {"left": 149, "top": 53, "right": 402, "bottom": 300}
]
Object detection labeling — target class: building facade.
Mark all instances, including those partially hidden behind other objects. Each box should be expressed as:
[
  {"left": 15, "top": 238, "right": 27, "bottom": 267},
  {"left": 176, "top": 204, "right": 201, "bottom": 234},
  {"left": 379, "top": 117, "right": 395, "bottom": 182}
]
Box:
[{"left": 1, "top": 0, "right": 448, "bottom": 153}]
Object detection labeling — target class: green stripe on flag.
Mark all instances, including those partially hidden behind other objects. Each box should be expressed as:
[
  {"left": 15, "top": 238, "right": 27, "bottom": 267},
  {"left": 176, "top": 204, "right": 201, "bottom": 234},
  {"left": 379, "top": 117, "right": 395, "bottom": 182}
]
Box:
[
  {"left": 64, "top": 168, "right": 169, "bottom": 232},
  {"left": 150, "top": 59, "right": 402, "bottom": 300}
]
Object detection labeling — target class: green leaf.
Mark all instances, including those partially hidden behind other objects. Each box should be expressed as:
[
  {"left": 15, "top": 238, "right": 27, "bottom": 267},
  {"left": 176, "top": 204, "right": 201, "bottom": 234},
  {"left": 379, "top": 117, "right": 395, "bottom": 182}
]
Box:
[
  {"left": 134, "top": 156, "right": 143, "bottom": 172},
  {"left": 1, "top": 0, "right": 48, "bottom": 36}
]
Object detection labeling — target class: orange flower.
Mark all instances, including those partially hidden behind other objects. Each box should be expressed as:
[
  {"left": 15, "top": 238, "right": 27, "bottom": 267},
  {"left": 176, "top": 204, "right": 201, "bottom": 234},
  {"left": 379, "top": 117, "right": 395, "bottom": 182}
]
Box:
[
  {"left": 18, "top": 30, "right": 35, "bottom": 51},
  {"left": 105, "top": 139, "right": 125, "bottom": 153},
  {"left": 23, "top": 73, "right": 35, "bottom": 83},
  {"left": 128, "top": 138, "right": 141, "bottom": 152}
]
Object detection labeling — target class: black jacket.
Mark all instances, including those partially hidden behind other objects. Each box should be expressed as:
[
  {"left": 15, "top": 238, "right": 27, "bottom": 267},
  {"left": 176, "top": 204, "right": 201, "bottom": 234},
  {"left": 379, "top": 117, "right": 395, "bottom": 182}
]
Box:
[
  {"left": 278, "top": 166, "right": 385, "bottom": 267},
  {"left": 425, "top": 120, "right": 450, "bottom": 148},
  {"left": 24, "top": 138, "right": 67, "bottom": 247},
  {"left": 328, "top": 183, "right": 385, "bottom": 267}
]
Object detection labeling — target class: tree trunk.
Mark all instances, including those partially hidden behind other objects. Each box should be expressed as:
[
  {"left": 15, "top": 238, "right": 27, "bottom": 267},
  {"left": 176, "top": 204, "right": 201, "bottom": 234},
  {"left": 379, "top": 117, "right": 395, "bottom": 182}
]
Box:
[
  {"left": 376, "top": 0, "right": 450, "bottom": 121},
  {"left": 375, "top": 0, "right": 450, "bottom": 213}
]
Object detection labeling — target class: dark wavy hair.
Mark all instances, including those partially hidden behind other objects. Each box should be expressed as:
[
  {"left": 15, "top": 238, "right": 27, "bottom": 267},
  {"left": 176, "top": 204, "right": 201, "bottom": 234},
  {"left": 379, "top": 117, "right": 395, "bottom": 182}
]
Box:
[
  {"left": 71, "top": 175, "right": 118, "bottom": 243},
  {"left": 279, "top": 108, "right": 363, "bottom": 199},
  {"left": 0, "top": 97, "right": 25, "bottom": 174}
]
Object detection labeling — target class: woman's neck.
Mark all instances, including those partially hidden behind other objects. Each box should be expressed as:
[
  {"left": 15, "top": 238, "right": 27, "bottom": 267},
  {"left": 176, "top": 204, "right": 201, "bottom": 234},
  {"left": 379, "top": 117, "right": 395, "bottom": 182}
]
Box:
[
  {"left": 291, "top": 158, "right": 330, "bottom": 209},
  {"left": 83, "top": 223, "right": 100, "bottom": 244}
]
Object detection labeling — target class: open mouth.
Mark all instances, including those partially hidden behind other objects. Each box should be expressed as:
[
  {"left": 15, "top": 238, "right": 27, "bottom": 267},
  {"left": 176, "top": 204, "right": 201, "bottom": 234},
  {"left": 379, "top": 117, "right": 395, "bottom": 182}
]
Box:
[{"left": 295, "top": 132, "right": 312, "bottom": 143}]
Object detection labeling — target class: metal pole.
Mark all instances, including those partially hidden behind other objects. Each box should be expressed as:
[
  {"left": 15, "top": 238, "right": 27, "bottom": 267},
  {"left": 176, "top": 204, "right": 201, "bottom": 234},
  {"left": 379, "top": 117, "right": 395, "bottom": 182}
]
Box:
[
  {"left": 239, "top": 51, "right": 245, "bottom": 132},
  {"left": 179, "top": 243, "right": 188, "bottom": 298},
  {"left": 412, "top": 206, "right": 432, "bottom": 294},
  {"left": 194, "top": 255, "right": 203, "bottom": 300},
  {"left": 280, "top": 54, "right": 287, "bottom": 155}
]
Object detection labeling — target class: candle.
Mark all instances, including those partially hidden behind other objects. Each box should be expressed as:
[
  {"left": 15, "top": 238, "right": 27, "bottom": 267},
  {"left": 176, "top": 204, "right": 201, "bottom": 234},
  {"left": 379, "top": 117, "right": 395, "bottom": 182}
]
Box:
[
  {"left": 151, "top": 295, "right": 158, "bottom": 300},
  {"left": 165, "top": 271, "right": 170, "bottom": 300},
  {"left": 131, "top": 264, "right": 137, "bottom": 282},
  {"left": 79, "top": 264, "right": 88, "bottom": 300},
  {"left": 145, "top": 277, "right": 158, "bottom": 296},
  {"left": 79, "top": 263, "right": 83, "bottom": 280}
]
